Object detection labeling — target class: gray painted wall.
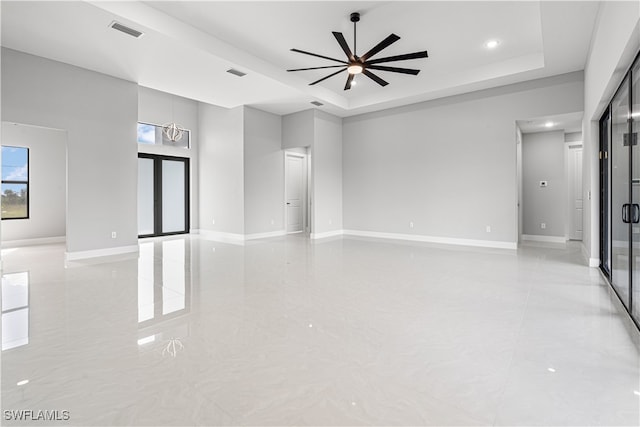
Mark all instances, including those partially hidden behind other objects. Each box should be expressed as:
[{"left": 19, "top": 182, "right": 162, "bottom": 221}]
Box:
[
  {"left": 564, "top": 132, "right": 583, "bottom": 143},
  {"left": 1, "top": 48, "right": 138, "bottom": 254},
  {"left": 522, "top": 131, "right": 565, "bottom": 237},
  {"left": 282, "top": 109, "right": 313, "bottom": 149},
  {"left": 343, "top": 72, "right": 584, "bottom": 244},
  {"left": 312, "top": 110, "right": 343, "bottom": 235},
  {"left": 198, "top": 103, "right": 245, "bottom": 235},
  {"left": 1, "top": 123, "right": 66, "bottom": 242},
  {"left": 138, "top": 86, "right": 200, "bottom": 229},
  {"left": 243, "top": 106, "right": 284, "bottom": 235}
]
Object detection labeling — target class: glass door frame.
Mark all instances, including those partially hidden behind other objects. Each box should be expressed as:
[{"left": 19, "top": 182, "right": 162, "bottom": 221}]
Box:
[
  {"left": 599, "top": 107, "right": 610, "bottom": 279},
  {"left": 599, "top": 50, "right": 640, "bottom": 330},
  {"left": 138, "top": 153, "right": 190, "bottom": 238}
]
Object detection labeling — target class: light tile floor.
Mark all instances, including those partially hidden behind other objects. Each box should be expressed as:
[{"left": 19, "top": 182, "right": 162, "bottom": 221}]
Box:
[{"left": 1, "top": 235, "right": 639, "bottom": 426}]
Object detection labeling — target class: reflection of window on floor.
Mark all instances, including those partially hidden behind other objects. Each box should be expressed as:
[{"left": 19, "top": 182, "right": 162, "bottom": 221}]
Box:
[
  {"left": 1, "top": 146, "right": 29, "bottom": 220},
  {"left": 2, "top": 272, "right": 29, "bottom": 350},
  {"left": 162, "top": 240, "right": 186, "bottom": 315},
  {"left": 138, "top": 242, "right": 155, "bottom": 323},
  {"left": 138, "top": 239, "right": 188, "bottom": 326}
]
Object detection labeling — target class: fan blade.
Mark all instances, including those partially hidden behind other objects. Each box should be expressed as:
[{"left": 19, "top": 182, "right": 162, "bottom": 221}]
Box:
[
  {"left": 344, "top": 74, "right": 355, "bottom": 91},
  {"left": 366, "top": 51, "right": 429, "bottom": 65},
  {"left": 360, "top": 34, "right": 401, "bottom": 62},
  {"left": 309, "top": 68, "right": 346, "bottom": 85},
  {"left": 287, "top": 65, "right": 347, "bottom": 72},
  {"left": 363, "top": 69, "right": 389, "bottom": 87},
  {"left": 290, "top": 48, "right": 348, "bottom": 65},
  {"left": 332, "top": 32, "right": 355, "bottom": 62},
  {"left": 367, "top": 65, "right": 420, "bottom": 75}
]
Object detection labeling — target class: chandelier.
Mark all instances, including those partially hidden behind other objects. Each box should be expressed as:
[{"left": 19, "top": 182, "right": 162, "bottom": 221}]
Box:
[{"left": 162, "top": 122, "right": 185, "bottom": 142}]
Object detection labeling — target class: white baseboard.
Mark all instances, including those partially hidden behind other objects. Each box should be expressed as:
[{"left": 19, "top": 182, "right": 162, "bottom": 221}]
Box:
[
  {"left": 580, "top": 242, "right": 600, "bottom": 267},
  {"left": 521, "top": 234, "right": 567, "bottom": 243},
  {"left": 245, "top": 230, "right": 286, "bottom": 240},
  {"left": 196, "top": 229, "right": 245, "bottom": 245},
  {"left": 310, "top": 230, "right": 344, "bottom": 240},
  {"left": 65, "top": 244, "right": 139, "bottom": 261},
  {"left": 196, "top": 229, "right": 285, "bottom": 244},
  {"left": 1, "top": 236, "right": 66, "bottom": 248},
  {"left": 343, "top": 229, "right": 517, "bottom": 250}
]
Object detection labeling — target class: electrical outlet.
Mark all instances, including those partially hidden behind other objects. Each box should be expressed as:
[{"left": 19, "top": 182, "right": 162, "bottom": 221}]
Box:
[
  {"left": 409, "top": 221, "right": 414, "bottom": 229},
  {"left": 486, "top": 225, "right": 491, "bottom": 233},
  {"left": 111, "top": 231, "right": 117, "bottom": 239},
  {"left": 541, "top": 223, "right": 546, "bottom": 229},
  {"left": 212, "top": 218, "right": 216, "bottom": 225}
]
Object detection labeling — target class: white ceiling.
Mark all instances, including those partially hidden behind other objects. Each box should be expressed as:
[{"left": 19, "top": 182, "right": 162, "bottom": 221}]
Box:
[
  {"left": 1, "top": 1, "right": 600, "bottom": 117},
  {"left": 517, "top": 112, "right": 584, "bottom": 134}
]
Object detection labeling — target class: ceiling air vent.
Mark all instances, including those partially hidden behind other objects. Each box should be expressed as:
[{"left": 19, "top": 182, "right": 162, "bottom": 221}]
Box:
[
  {"left": 109, "top": 21, "right": 144, "bottom": 39},
  {"left": 310, "top": 101, "right": 323, "bottom": 107},
  {"left": 226, "top": 68, "right": 247, "bottom": 77}
]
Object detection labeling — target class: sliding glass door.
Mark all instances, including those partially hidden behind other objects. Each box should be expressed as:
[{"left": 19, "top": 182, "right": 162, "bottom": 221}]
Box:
[
  {"left": 137, "top": 154, "right": 190, "bottom": 237},
  {"left": 601, "top": 52, "right": 640, "bottom": 328},
  {"left": 610, "top": 76, "right": 631, "bottom": 305},
  {"left": 632, "top": 60, "right": 640, "bottom": 325}
]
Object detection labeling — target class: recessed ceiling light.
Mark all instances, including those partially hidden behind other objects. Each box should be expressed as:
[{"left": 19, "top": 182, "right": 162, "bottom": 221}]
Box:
[
  {"left": 16, "top": 380, "right": 29, "bottom": 386},
  {"left": 545, "top": 121, "right": 554, "bottom": 128},
  {"left": 485, "top": 39, "right": 500, "bottom": 49},
  {"left": 547, "top": 367, "right": 556, "bottom": 373}
]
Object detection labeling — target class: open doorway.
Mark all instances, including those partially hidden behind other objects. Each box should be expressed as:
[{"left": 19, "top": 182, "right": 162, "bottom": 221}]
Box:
[
  {"left": 516, "top": 112, "right": 583, "bottom": 244},
  {"left": 1, "top": 122, "right": 67, "bottom": 247}
]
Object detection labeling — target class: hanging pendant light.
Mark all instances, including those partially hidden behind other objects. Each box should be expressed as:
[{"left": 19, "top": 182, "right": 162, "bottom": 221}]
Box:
[
  {"left": 162, "top": 122, "right": 185, "bottom": 142},
  {"left": 162, "top": 97, "right": 185, "bottom": 142}
]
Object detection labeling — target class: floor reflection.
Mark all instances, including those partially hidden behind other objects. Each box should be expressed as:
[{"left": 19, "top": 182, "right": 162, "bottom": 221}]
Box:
[
  {"left": 1, "top": 271, "right": 29, "bottom": 351},
  {"left": 137, "top": 238, "right": 191, "bottom": 357}
]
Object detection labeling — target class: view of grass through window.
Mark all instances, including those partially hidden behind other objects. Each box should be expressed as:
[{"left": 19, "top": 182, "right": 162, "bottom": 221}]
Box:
[{"left": 1, "top": 146, "right": 29, "bottom": 220}]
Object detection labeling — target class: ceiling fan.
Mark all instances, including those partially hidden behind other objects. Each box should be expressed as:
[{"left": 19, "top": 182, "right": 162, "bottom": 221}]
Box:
[{"left": 287, "top": 12, "right": 428, "bottom": 90}]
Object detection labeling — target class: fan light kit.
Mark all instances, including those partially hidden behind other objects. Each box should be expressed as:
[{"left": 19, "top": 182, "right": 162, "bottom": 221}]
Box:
[{"left": 288, "top": 12, "right": 429, "bottom": 90}]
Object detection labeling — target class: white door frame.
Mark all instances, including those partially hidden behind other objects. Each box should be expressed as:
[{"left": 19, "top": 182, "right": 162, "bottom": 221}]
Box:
[
  {"left": 284, "top": 151, "right": 309, "bottom": 234},
  {"left": 565, "top": 142, "right": 583, "bottom": 240}
]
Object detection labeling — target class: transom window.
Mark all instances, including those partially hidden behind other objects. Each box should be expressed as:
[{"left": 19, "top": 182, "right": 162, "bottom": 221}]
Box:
[{"left": 137, "top": 122, "right": 190, "bottom": 149}]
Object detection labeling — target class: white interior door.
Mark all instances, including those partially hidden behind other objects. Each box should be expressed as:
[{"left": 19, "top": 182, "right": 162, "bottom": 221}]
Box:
[
  {"left": 285, "top": 154, "right": 304, "bottom": 233},
  {"left": 568, "top": 145, "right": 583, "bottom": 240}
]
